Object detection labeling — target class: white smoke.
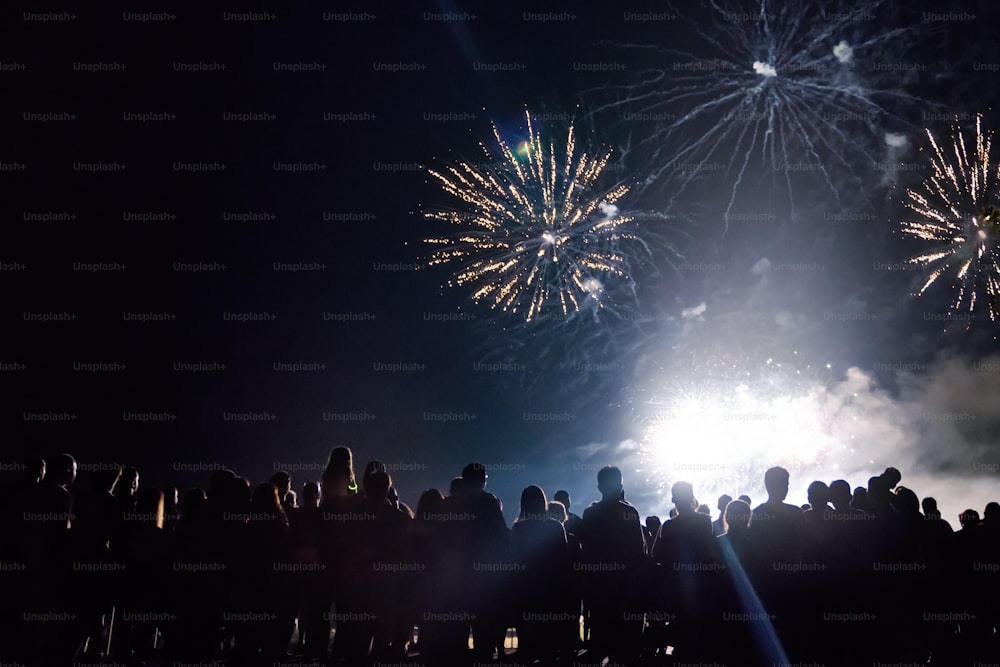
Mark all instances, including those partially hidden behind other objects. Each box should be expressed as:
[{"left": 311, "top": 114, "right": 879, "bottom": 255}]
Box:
[
  {"left": 574, "top": 354, "right": 1000, "bottom": 522},
  {"left": 833, "top": 40, "right": 853, "bottom": 64}
]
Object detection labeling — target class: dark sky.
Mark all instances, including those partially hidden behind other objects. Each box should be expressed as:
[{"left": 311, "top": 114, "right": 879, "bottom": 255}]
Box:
[{"left": 4, "top": 0, "right": 999, "bottom": 521}]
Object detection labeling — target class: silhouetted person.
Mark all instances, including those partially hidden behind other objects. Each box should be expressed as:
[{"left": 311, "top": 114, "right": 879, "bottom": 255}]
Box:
[
  {"left": 718, "top": 498, "right": 752, "bottom": 557},
  {"left": 344, "top": 470, "right": 412, "bottom": 663},
  {"left": 554, "top": 489, "right": 583, "bottom": 537},
  {"left": 715, "top": 499, "right": 763, "bottom": 666},
  {"left": 270, "top": 470, "right": 297, "bottom": 509},
  {"left": 851, "top": 485, "right": 870, "bottom": 513},
  {"left": 20, "top": 454, "right": 78, "bottom": 663},
  {"left": 579, "top": 466, "right": 644, "bottom": 666},
  {"left": 120, "top": 487, "right": 170, "bottom": 661},
  {"left": 921, "top": 496, "right": 954, "bottom": 540},
  {"left": 73, "top": 465, "right": 124, "bottom": 660},
  {"left": 882, "top": 466, "right": 902, "bottom": 490},
  {"left": 748, "top": 466, "right": 806, "bottom": 660},
  {"left": 713, "top": 494, "right": 733, "bottom": 536},
  {"left": 652, "top": 481, "right": 719, "bottom": 659},
  {"left": 166, "top": 487, "right": 217, "bottom": 661},
  {"left": 320, "top": 446, "right": 361, "bottom": 665},
  {"left": 643, "top": 515, "right": 662, "bottom": 552},
  {"left": 750, "top": 466, "right": 805, "bottom": 562},
  {"left": 802, "top": 481, "right": 832, "bottom": 524},
  {"left": 161, "top": 484, "right": 179, "bottom": 536},
  {"left": 549, "top": 500, "right": 584, "bottom": 658},
  {"left": 511, "top": 485, "right": 569, "bottom": 664},
  {"left": 409, "top": 489, "right": 447, "bottom": 663},
  {"left": 287, "top": 480, "right": 328, "bottom": 659},
  {"left": 233, "top": 483, "right": 295, "bottom": 662},
  {"left": 438, "top": 462, "right": 508, "bottom": 664}
]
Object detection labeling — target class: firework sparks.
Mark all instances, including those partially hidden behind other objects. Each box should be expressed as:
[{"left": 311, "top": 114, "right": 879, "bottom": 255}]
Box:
[
  {"left": 902, "top": 113, "right": 1000, "bottom": 322},
  {"left": 587, "top": 0, "right": 929, "bottom": 228},
  {"left": 638, "top": 354, "right": 861, "bottom": 504},
  {"left": 423, "top": 110, "right": 644, "bottom": 323}
]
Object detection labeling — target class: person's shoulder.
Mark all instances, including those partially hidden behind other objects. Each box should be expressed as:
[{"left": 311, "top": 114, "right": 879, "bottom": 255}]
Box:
[
  {"left": 781, "top": 502, "right": 805, "bottom": 515},
  {"left": 617, "top": 500, "right": 640, "bottom": 517}
]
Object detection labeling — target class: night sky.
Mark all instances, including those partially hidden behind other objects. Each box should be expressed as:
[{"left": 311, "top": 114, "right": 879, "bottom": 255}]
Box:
[{"left": 4, "top": 0, "right": 1000, "bottom": 523}]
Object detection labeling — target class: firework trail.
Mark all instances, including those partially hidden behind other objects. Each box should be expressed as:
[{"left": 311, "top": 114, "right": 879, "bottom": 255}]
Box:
[
  {"left": 588, "top": 0, "right": 931, "bottom": 229},
  {"left": 423, "top": 110, "right": 650, "bottom": 323},
  {"left": 902, "top": 113, "right": 1000, "bottom": 322}
]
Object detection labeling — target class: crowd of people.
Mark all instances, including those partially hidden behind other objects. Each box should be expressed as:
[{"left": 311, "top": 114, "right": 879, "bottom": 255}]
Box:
[{"left": 0, "top": 448, "right": 997, "bottom": 666}]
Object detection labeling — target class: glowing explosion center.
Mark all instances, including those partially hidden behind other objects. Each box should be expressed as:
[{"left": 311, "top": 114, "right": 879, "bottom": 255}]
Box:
[{"left": 639, "top": 361, "right": 872, "bottom": 505}]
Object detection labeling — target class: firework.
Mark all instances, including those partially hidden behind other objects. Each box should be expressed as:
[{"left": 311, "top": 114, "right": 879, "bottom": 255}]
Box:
[
  {"left": 423, "top": 110, "right": 645, "bottom": 323},
  {"left": 587, "top": 0, "right": 928, "bottom": 227},
  {"left": 902, "top": 114, "right": 1000, "bottom": 322},
  {"left": 638, "top": 353, "right": 861, "bottom": 504}
]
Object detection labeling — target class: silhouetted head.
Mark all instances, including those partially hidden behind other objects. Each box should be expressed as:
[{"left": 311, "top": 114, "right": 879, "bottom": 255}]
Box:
[
  {"left": 323, "top": 446, "right": 357, "bottom": 497},
  {"left": 302, "top": 482, "right": 321, "bottom": 507},
  {"left": 738, "top": 494, "right": 751, "bottom": 506},
  {"left": 364, "top": 471, "right": 392, "bottom": 501},
  {"left": 807, "top": 481, "right": 830, "bottom": 510},
  {"left": 724, "top": 499, "right": 752, "bottom": 535},
  {"left": 553, "top": 489, "right": 571, "bottom": 511},
  {"left": 892, "top": 486, "right": 920, "bottom": 515},
  {"left": 717, "top": 494, "right": 733, "bottom": 513},
  {"left": 881, "top": 466, "right": 901, "bottom": 489},
  {"left": 208, "top": 469, "right": 237, "bottom": 501},
  {"left": 921, "top": 496, "right": 940, "bottom": 518},
  {"left": 518, "top": 485, "right": 547, "bottom": 521},
  {"left": 161, "top": 485, "right": 178, "bottom": 512},
  {"left": 462, "top": 463, "right": 488, "bottom": 490},
  {"left": 646, "top": 515, "right": 661, "bottom": 534},
  {"left": 670, "top": 481, "right": 696, "bottom": 513},
  {"left": 852, "top": 486, "right": 869, "bottom": 512},
  {"left": 597, "top": 466, "right": 623, "bottom": 499},
  {"left": 984, "top": 502, "right": 1000, "bottom": 523},
  {"left": 270, "top": 471, "right": 292, "bottom": 495},
  {"left": 362, "top": 460, "right": 387, "bottom": 487},
  {"left": 868, "top": 475, "right": 893, "bottom": 514},
  {"left": 22, "top": 457, "right": 45, "bottom": 484},
  {"left": 121, "top": 466, "right": 139, "bottom": 496},
  {"left": 764, "top": 467, "right": 789, "bottom": 502},
  {"left": 696, "top": 503, "right": 711, "bottom": 515},
  {"left": 180, "top": 488, "right": 207, "bottom": 518},
  {"left": 449, "top": 476, "right": 465, "bottom": 496},
  {"left": 548, "top": 500, "right": 568, "bottom": 523},
  {"left": 45, "top": 453, "right": 77, "bottom": 487},
  {"left": 250, "top": 483, "right": 286, "bottom": 524},
  {"left": 416, "top": 488, "right": 445, "bottom": 521},
  {"left": 959, "top": 508, "right": 980, "bottom": 528},
  {"left": 829, "top": 479, "right": 852, "bottom": 510}
]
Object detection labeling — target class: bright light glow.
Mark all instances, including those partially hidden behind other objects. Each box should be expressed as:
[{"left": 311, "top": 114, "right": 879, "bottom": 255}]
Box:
[
  {"left": 642, "top": 383, "right": 833, "bottom": 502},
  {"left": 752, "top": 61, "right": 777, "bottom": 78}
]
